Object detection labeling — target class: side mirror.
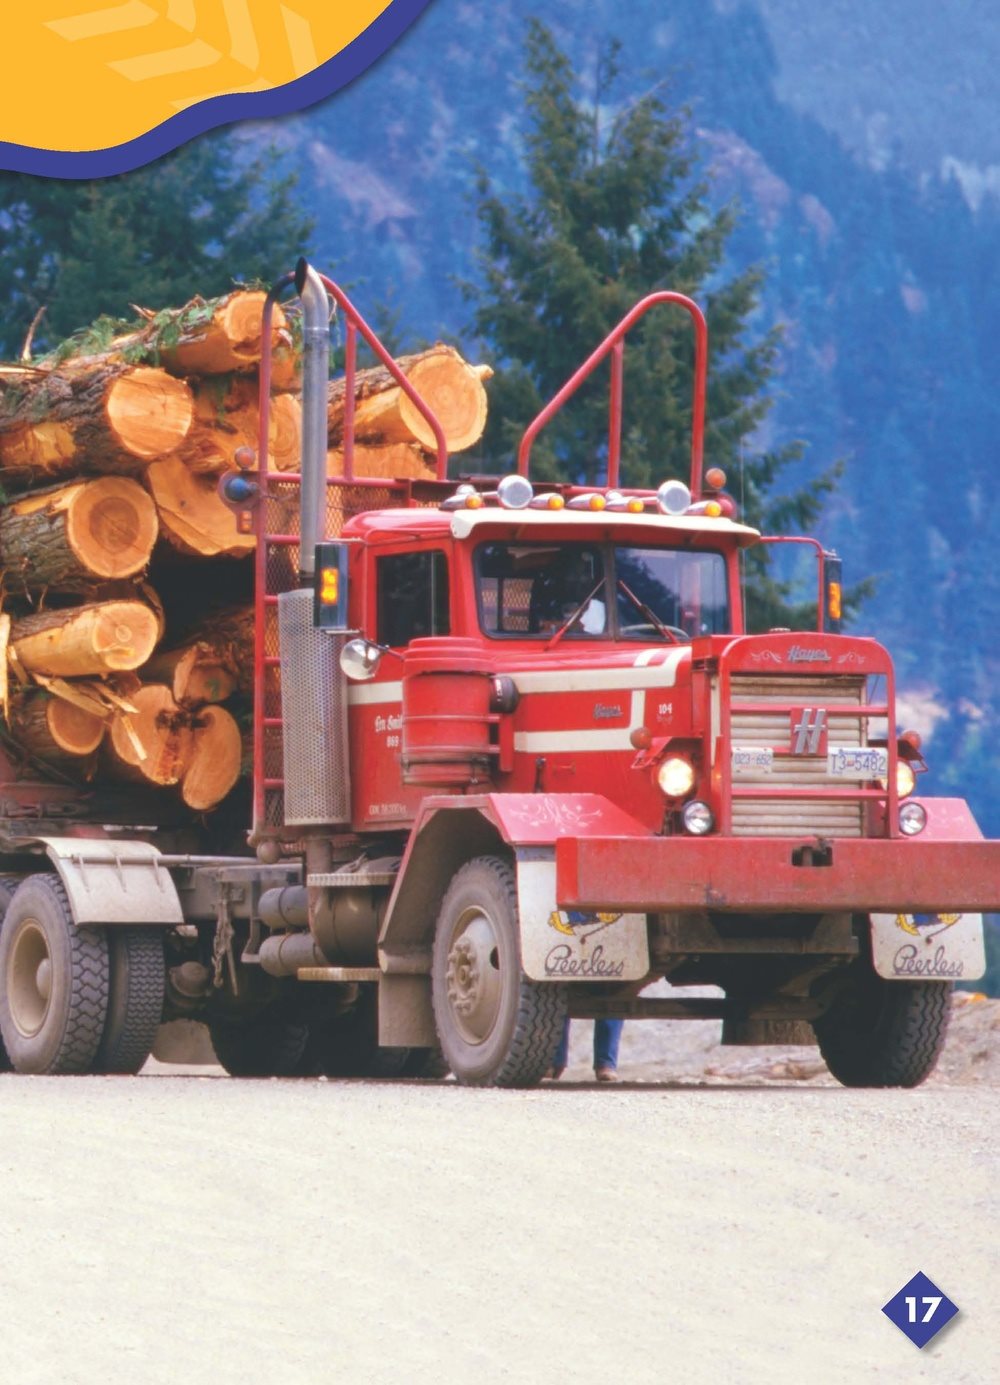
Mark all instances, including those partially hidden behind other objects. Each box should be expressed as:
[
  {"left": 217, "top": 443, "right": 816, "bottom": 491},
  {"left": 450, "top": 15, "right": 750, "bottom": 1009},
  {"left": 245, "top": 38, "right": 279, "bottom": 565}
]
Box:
[{"left": 340, "top": 639, "right": 383, "bottom": 682}]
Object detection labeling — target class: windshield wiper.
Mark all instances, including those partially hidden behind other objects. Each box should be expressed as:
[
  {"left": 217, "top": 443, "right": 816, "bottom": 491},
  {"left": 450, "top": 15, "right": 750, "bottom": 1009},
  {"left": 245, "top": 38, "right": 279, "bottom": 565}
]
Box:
[
  {"left": 544, "top": 578, "right": 606, "bottom": 650},
  {"left": 616, "top": 579, "right": 682, "bottom": 644}
]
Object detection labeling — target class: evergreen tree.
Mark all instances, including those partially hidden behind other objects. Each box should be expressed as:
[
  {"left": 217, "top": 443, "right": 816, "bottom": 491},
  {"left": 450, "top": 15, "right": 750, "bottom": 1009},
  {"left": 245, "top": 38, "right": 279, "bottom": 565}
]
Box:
[
  {"left": 0, "top": 133, "right": 313, "bottom": 357},
  {"left": 467, "top": 20, "right": 850, "bottom": 629}
]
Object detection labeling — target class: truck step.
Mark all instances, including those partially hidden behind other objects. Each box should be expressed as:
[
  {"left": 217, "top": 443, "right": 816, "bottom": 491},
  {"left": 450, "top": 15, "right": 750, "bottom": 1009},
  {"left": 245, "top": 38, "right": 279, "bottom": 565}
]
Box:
[
  {"left": 307, "top": 872, "right": 397, "bottom": 888},
  {"left": 296, "top": 966, "right": 382, "bottom": 983}
]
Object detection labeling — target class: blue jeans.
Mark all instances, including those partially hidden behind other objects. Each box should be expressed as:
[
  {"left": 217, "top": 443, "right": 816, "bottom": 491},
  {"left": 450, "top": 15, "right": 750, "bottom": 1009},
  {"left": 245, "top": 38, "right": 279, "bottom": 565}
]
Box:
[{"left": 553, "top": 1018, "right": 623, "bottom": 1071}]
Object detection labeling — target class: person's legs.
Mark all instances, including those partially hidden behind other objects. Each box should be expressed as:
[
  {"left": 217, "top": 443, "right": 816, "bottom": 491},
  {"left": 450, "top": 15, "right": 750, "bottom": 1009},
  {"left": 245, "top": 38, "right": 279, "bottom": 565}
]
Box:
[
  {"left": 548, "top": 1016, "right": 570, "bottom": 1077},
  {"left": 593, "top": 1018, "right": 623, "bottom": 1078}
]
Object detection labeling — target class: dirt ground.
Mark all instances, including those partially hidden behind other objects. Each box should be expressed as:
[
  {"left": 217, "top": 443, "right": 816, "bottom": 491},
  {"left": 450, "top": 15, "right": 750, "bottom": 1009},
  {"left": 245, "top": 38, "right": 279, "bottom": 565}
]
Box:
[{"left": 1, "top": 991, "right": 996, "bottom": 1385}]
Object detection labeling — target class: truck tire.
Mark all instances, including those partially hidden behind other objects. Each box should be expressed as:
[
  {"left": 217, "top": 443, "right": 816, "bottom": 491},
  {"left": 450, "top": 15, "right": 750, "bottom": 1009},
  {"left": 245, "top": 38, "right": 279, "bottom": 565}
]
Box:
[
  {"left": 0, "top": 874, "right": 109, "bottom": 1075},
  {"left": 399, "top": 1047, "right": 450, "bottom": 1079},
  {"left": 209, "top": 1006, "right": 310, "bottom": 1078},
  {"left": 93, "top": 928, "right": 166, "bottom": 1075},
  {"left": 813, "top": 965, "right": 952, "bottom": 1088},
  {"left": 431, "top": 855, "right": 567, "bottom": 1087},
  {"left": 300, "top": 986, "right": 411, "bottom": 1078},
  {"left": 0, "top": 874, "right": 22, "bottom": 1072}
]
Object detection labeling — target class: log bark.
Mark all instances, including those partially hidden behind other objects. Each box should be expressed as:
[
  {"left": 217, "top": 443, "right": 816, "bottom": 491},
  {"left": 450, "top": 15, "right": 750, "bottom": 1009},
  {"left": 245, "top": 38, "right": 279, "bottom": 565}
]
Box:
[
  {"left": 157, "top": 292, "right": 289, "bottom": 376},
  {"left": 181, "top": 379, "right": 300, "bottom": 474},
  {"left": 143, "top": 640, "right": 239, "bottom": 707},
  {"left": 8, "top": 689, "right": 105, "bottom": 769},
  {"left": 145, "top": 457, "right": 256, "bottom": 558},
  {"left": 182, "top": 705, "right": 243, "bottom": 810},
  {"left": 10, "top": 600, "right": 160, "bottom": 677},
  {"left": 106, "top": 684, "right": 192, "bottom": 787},
  {"left": 327, "top": 347, "right": 491, "bottom": 454},
  {"left": 327, "top": 442, "right": 437, "bottom": 481},
  {"left": 0, "top": 477, "right": 159, "bottom": 594},
  {"left": 0, "top": 365, "right": 193, "bottom": 485}
]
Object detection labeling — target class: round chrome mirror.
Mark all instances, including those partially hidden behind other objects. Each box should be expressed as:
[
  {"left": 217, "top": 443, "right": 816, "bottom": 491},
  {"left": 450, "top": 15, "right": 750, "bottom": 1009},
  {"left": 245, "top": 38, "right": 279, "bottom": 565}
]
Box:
[
  {"left": 656, "top": 479, "right": 692, "bottom": 515},
  {"left": 339, "top": 638, "right": 382, "bottom": 682},
  {"left": 497, "top": 474, "right": 534, "bottom": 509}
]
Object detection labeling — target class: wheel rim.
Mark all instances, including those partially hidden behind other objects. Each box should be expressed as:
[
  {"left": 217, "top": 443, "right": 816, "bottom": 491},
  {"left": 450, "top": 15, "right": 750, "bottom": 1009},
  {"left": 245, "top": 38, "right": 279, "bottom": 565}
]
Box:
[
  {"left": 444, "top": 907, "right": 503, "bottom": 1046},
  {"left": 8, "top": 920, "right": 52, "bottom": 1039}
]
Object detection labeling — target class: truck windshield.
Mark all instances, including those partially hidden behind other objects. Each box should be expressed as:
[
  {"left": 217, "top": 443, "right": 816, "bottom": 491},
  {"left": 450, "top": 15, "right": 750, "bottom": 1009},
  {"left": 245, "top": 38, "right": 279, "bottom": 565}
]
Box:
[{"left": 475, "top": 542, "right": 730, "bottom": 639}]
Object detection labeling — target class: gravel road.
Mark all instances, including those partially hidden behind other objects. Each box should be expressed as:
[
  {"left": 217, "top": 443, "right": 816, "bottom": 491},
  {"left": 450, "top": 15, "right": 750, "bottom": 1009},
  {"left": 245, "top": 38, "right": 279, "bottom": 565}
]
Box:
[{"left": 1, "top": 1069, "right": 995, "bottom": 1385}]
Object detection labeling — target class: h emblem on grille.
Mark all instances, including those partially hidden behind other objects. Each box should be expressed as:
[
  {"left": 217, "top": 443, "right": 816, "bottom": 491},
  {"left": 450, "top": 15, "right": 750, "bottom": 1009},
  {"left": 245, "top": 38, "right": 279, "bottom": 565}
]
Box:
[{"left": 790, "top": 708, "right": 828, "bottom": 755}]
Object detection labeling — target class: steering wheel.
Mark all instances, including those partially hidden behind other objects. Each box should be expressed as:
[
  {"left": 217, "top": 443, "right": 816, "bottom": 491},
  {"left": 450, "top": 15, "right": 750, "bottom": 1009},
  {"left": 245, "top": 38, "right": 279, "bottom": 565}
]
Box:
[{"left": 620, "top": 623, "right": 689, "bottom": 643}]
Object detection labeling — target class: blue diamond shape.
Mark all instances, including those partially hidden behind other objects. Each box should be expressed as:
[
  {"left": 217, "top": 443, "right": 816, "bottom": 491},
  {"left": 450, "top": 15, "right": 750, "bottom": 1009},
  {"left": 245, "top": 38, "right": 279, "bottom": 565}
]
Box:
[{"left": 882, "top": 1271, "right": 959, "bottom": 1348}]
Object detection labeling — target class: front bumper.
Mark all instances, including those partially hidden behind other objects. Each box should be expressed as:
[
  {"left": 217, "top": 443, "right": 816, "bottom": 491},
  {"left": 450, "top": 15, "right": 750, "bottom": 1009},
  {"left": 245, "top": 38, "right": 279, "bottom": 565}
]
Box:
[{"left": 555, "top": 835, "right": 1000, "bottom": 914}]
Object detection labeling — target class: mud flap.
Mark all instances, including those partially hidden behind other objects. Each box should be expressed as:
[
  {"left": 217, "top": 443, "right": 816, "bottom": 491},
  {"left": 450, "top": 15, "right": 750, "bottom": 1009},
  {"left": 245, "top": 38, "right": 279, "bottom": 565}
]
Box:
[
  {"left": 516, "top": 848, "right": 649, "bottom": 982},
  {"left": 870, "top": 912, "right": 986, "bottom": 982}
]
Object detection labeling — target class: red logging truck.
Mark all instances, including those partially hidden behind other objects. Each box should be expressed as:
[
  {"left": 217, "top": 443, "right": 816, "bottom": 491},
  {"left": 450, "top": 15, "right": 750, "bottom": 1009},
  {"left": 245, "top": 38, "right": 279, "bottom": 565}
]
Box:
[{"left": 0, "top": 259, "right": 996, "bottom": 1087}]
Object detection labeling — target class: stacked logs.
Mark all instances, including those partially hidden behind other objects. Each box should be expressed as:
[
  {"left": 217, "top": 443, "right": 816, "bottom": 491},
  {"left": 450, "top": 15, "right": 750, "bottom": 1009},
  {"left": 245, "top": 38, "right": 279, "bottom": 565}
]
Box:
[{"left": 0, "top": 290, "right": 492, "bottom": 817}]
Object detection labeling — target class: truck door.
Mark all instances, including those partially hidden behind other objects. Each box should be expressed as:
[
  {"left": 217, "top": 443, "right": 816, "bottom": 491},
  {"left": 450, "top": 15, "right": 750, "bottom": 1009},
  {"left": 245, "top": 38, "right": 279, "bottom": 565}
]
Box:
[{"left": 350, "top": 545, "right": 452, "bottom": 829}]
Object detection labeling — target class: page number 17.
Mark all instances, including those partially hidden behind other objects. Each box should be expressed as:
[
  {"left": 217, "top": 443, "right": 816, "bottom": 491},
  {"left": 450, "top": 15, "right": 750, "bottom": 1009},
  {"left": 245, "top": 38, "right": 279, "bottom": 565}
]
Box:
[{"left": 905, "top": 1296, "right": 942, "bottom": 1324}]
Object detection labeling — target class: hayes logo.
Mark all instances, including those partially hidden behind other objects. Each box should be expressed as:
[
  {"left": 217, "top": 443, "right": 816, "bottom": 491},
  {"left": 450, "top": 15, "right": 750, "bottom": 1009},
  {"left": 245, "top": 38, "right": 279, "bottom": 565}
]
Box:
[
  {"left": 790, "top": 708, "right": 828, "bottom": 755},
  {"left": 788, "top": 646, "right": 832, "bottom": 662}
]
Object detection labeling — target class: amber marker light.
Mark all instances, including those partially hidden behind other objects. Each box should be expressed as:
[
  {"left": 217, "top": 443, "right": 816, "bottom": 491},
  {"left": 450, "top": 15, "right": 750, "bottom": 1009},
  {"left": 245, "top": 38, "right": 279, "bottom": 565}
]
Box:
[
  {"left": 703, "top": 501, "right": 723, "bottom": 517},
  {"left": 320, "top": 568, "right": 339, "bottom": 604},
  {"left": 589, "top": 494, "right": 606, "bottom": 511},
  {"left": 530, "top": 492, "right": 565, "bottom": 510},
  {"left": 465, "top": 493, "right": 485, "bottom": 509},
  {"left": 626, "top": 498, "right": 645, "bottom": 513}
]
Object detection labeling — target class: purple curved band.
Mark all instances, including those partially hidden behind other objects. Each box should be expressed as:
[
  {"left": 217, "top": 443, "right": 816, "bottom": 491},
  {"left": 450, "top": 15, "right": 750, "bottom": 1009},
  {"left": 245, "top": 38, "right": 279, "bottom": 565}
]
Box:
[{"left": 0, "top": 0, "right": 434, "bottom": 180}]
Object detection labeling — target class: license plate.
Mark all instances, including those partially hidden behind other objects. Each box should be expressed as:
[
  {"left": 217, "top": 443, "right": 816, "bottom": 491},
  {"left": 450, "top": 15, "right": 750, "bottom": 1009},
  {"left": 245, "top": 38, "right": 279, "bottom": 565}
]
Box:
[
  {"left": 732, "top": 746, "right": 773, "bottom": 774},
  {"left": 827, "top": 746, "right": 888, "bottom": 778}
]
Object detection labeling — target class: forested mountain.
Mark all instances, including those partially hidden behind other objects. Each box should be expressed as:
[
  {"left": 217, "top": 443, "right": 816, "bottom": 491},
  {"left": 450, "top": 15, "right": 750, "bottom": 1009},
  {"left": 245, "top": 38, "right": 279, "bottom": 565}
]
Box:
[{"left": 266, "top": 0, "right": 998, "bottom": 837}]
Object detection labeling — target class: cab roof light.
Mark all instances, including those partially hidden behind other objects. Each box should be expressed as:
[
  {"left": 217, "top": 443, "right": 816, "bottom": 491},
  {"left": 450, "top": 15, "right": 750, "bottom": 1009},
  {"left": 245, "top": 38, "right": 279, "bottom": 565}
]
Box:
[
  {"left": 686, "top": 499, "right": 723, "bottom": 518},
  {"left": 566, "top": 493, "right": 607, "bottom": 511},
  {"left": 705, "top": 466, "right": 727, "bottom": 491},
  {"left": 529, "top": 492, "right": 565, "bottom": 510}
]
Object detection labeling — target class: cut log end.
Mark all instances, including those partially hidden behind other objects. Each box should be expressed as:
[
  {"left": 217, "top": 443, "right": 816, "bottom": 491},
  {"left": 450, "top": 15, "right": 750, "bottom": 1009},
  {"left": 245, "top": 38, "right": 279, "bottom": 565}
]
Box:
[
  {"left": 106, "top": 367, "right": 193, "bottom": 461},
  {"left": 146, "top": 457, "right": 255, "bottom": 559},
  {"left": 64, "top": 476, "right": 159, "bottom": 579},
  {"left": 182, "top": 704, "right": 243, "bottom": 811},
  {"left": 108, "top": 684, "right": 192, "bottom": 786},
  {"left": 11, "top": 600, "right": 161, "bottom": 677},
  {"left": 400, "top": 350, "right": 489, "bottom": 454}
]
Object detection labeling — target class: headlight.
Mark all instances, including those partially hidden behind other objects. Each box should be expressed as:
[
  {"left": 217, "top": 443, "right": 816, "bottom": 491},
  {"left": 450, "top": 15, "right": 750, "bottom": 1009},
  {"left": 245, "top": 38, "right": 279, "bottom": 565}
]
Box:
[
  {"left": 657, "top": 755, "right": 695, "bottom": 798},
  {"left": 682, "top": 800, "right": 715, "bottom": 835},
  {"left": 899, "top": 802, "right": 927, "bottom": 836}
]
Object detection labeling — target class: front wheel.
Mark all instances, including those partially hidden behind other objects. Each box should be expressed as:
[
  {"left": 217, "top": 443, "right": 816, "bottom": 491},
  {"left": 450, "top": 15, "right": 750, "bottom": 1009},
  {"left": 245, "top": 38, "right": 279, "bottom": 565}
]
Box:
[
  {"left": 431, "top": 856, "right": 566, "bottom": 1087},
  {"left": 813, "top": 965, "right": 951, "bottom": 1088}
]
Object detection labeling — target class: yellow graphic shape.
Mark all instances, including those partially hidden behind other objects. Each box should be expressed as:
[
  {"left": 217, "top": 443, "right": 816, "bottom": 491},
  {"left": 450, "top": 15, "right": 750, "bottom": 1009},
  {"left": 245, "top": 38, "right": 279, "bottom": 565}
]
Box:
[{"left": 3, "top": 2, "right": 392, "bottom": 153}]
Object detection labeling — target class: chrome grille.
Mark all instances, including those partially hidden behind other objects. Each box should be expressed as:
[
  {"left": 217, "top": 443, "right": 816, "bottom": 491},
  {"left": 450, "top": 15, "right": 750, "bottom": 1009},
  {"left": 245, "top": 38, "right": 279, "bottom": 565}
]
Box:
[{"left": 728, "top": 674, "right": 868, "bottom": 838}]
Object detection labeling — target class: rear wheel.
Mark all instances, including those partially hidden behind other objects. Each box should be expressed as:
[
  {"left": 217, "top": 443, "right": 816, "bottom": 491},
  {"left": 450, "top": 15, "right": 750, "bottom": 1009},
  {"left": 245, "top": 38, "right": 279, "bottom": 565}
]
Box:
[
  {"left": 300, "top": 986, "right": 411, "bottom": 1078},
  {"left": 814, "top": 963, "right": 951, "bottom": 1088},
  {"left": 431, "top": 856, "right": 566, "bottom": 1087},
  {"left": 209, "top": 1005, "right": 310, "bottom": 1078},
  {"left": 0, "top": 874, "right": 22, "bottom": 1073},
  {"left": 93, "top": 928, "right": 166, "bottom": 1074},
  {"left": 0, "top": 874, "right": 109, "bottom": 1074}
]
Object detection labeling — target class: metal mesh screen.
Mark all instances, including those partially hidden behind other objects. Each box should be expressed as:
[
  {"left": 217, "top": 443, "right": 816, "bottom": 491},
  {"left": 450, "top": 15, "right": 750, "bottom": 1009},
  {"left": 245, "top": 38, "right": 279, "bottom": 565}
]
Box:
[{"left": 277, "top": 589, "right": 351, "bottom": 826}]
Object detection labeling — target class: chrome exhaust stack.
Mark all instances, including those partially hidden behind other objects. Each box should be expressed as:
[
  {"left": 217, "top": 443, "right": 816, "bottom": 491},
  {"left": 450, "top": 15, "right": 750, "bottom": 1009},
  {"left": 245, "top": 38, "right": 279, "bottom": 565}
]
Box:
[{"left": 294, "top": 257, "right": 330, "bottom": 585}]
